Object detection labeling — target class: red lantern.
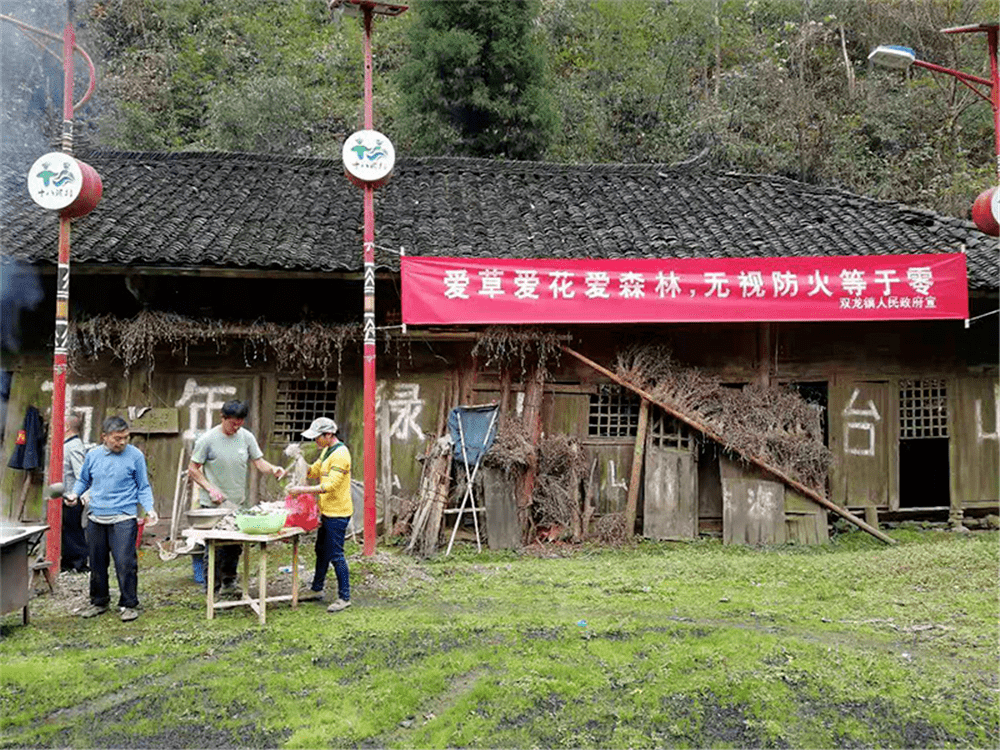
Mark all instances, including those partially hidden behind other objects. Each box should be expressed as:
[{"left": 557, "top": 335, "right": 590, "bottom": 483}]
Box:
[
  {"left": 971, "top": 186, "right": 998, "bottom": 236},
  {"left": 60, "top": 159, "right": 103, "bottom": 218}
]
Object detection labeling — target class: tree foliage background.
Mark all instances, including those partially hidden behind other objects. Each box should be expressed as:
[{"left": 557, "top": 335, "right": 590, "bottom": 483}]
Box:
[
  {"left": 394, "top": 0, "right": 558, "bottom": 159},
  {"left": 12, "top": 0, "right": 998, "bottom": 219}
]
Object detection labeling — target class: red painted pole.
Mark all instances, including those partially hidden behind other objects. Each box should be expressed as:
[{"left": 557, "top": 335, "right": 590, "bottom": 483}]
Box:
[
  {"left": 46, "top": 17, "right": 77, "bottom": 573},
  {"left": 361, "top": 5, "right": 377, "bottom": 556},
  {"left": 974, "top": 24, "right": 997, "bottom": 171}
]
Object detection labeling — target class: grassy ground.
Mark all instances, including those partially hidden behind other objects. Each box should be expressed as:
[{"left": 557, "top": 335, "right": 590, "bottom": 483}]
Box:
[{"left": 1, "top": 527, "right": 997, "bottom": 749}]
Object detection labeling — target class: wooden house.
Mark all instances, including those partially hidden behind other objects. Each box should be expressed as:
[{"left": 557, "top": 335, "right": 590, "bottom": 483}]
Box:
[{"left": 1, "top": 151, "right": 996, "bottom": 547}]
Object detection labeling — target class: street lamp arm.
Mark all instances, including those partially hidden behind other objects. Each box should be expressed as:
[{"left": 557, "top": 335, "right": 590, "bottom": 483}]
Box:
[
  {"left": 873, "top": 23, "right": 999, "bottom": 230},
  {"left": 71, "top": 43, "right": 97, "bottom": 111},
  {"left": 911, "top": 59, "right": 994, "bottom": 93},
  {"left": 0, "top": 13, "right": 97, "bottom": 111}
]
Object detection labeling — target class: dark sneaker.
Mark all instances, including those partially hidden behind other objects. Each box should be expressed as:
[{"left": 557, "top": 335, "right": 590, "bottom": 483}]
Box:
[
  {"left": 302, "top": 589, "right": 325, "bottom": 602},
  {"left": 78, "top": 604, "right": 108, "bottom": 618},
  {"left": 220, "top": 579, "right": 238, "bottom": 595},
  {"left": 120, "top": 607, "right": 139, "bottom": 622},
  {"left": 326, "top": 598, "right": 351, "bottom": 613}
]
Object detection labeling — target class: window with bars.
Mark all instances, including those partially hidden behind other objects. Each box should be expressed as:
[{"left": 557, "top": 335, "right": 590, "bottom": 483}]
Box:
[
  {"left": 588, "top": 384, "right": 640, "bottom": 437},
  {"left": 899, "top": 378, "right": 948, "bottom": 439},
  {"left": 273, "top": 379, "right": 338, "bottom": 443},
  {"left": 649, "top": 409, "right": 692, "bottom": 449}
]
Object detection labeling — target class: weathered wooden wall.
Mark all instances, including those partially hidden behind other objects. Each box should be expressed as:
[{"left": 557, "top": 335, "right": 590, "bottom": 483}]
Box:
[
  {"left": 643, "top": 445, "right": 697, "bottom": 540},
  {"left": 3, "top": 316, "right": 995, "bottom": 548},
  {"left": 950, "top": 375, "right": 999, "bottom": 509},
  {"left": 829, "top": 378, "right": 893, "bottom": 509},
  {"left": 2, "top": 355, "right": 296, "bottom": 521}
]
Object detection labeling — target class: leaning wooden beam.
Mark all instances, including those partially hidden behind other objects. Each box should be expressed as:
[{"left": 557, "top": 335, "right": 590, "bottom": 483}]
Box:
[
  {"left": 625, "top": 398, "right": 650, "bottom": 535},
  {"left": 168, "top": 447, "right": 186, "bottom": 542},
  {"left": 561, "top": 345, "right": 896, "bottom": 546}
]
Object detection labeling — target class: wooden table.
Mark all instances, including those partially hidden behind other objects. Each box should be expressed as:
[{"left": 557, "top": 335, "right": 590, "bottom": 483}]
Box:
[{"left": 183, "top": 527, "right": 306, "bottom": 624}]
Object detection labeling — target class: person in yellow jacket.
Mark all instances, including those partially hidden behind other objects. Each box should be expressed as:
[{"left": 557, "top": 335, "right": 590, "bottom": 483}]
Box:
[{"left": 287, "top": 417, "right": 353, "bottom": 612}]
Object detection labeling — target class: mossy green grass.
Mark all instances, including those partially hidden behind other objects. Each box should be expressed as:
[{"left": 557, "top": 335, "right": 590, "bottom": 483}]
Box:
[{"left": 2, "top": 528, "right": 996, "bottom": 748}]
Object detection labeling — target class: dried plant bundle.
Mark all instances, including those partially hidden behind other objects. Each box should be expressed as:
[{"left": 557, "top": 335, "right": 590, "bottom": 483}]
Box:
[
  {"left": 615, "top": 344, "right": 831, "bottom": 492},
  {"left": 594, "top": 512, "right": 629, "bottom": 546},
  {"left": 482, "top": 414, "right": 534, "bottom": 472},
  {"left": 533, "top": 434, "right": 588, "bottom": 528}
]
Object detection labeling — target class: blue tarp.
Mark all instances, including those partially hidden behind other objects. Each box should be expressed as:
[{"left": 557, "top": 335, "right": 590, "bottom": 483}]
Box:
[{"left": 447, "top": 405, "right": 499, "bottom": 467}]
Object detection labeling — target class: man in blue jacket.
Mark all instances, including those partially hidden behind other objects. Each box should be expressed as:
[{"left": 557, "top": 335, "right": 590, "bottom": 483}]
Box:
[{"left": 66, "top": 416, "right": 158, "bottom": 622}]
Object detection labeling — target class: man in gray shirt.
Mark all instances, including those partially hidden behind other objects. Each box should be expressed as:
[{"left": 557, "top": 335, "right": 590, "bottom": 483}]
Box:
[
  {"left": 61, "top": 414, "right": 89, "bottom": 572},
  {"left": 188, "top": 400, "right": 286, "bottom": 591}
]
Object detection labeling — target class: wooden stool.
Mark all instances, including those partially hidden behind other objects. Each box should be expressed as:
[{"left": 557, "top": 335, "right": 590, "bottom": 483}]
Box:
[{"left": 30, "top": 560, "right": 55, "bottom": 594}]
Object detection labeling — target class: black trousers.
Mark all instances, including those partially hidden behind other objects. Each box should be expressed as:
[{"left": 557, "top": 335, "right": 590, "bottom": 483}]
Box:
[
  {"left": 87, "top": 518, "right": 139, "bottom": 609},
  {"left": 217, "top": 545, "right": 241, "bottom": 585},
  {"left": 61, "top": 503, "right": 89, "bottom": 571}
]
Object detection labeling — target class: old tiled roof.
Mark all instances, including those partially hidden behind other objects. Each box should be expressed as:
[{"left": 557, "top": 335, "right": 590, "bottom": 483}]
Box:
[{"left": 2, "top": 150, "right": 996, "bottom": 289}]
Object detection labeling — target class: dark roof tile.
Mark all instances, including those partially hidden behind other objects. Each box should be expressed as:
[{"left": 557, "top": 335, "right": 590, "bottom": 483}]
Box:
[{"left": 2, "top": 151, "right": 995, "bottom": 289}]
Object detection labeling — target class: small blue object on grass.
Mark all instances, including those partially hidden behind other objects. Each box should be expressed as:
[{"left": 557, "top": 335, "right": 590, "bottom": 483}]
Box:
[{"left": 576, "top": 620, "right": 587, "bottom": 627}]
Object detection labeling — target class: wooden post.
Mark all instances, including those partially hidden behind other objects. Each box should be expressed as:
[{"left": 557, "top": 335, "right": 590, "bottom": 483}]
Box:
[
  {"left": 168, "top": 446, "right": 186, "bottom": 543},
  {"left": 499, "top": 367, "right": 512, "bottom": 415},
  {"left": 758, "top": 323, "right": 772, "bottom": 387},
  {"left": 518, "top": 364, "right": 545, "bottom": 544},
  {"left": 625, "top": 399, "right": 650, "bottom": 536},
  {"left": 582, "top": 458, "right": 597, "bottom": 540},
  {"left": 379, "top": 398, "right": 392, "bottom": 542},
  {"left": 420, "top": 446, "right": 451, "bottom": 554},
  {"left": 569, "top": 445, "right": 583, "bottom": 543},
  {"left": 249, "top": 376, "right": 261, "bottom": 504},
  {"left": 460, "top": 353, "right": 478, "bottom": 406}
]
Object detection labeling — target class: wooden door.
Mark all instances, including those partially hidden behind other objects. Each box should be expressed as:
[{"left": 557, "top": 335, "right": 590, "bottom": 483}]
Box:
[
  {"left": 829, "top": 379, "right": 892, "bottom": 509},
  {"left": 642, "top": 409, "right": 697, "bottom": 540},
  {"left": 950, "top": 376, "right": 1000, "bottom": 508}
]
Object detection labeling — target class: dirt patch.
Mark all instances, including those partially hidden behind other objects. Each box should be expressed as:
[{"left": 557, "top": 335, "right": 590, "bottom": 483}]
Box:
[
  {"left": 355, "top": 550, "right": 437, "bottom": 599},
  {"left": 657, "top": 691, "right": 775, "bottom": 748},
  {"left": 35, "top": 568, "right": 91, "bottom": 617},
  {"left": 26, "top": 544, "right": 439, "bottom": 621},
  {"left": 46, "top": 719, "right": 291, "bottom": 750}
]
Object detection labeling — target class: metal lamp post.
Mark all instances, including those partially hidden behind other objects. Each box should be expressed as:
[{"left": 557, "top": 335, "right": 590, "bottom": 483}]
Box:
[
  {"left": 869, "top": 23, "right": 999, "bottom": 233},
  {"left": 5, "top": 3, "right": 100, "bottom": 574},
  {"left": 333, "top": 0, "right": 407, "bottom": 556}
]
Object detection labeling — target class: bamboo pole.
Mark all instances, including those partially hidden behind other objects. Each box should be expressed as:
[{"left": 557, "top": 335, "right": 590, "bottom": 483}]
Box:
[{"left": 561, "top": 345, "right": 896, "bottom": 545}]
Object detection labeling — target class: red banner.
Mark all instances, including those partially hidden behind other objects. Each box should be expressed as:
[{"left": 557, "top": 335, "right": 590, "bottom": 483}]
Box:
[{"left": 401, "top": 254, "right": 968, "bottom": 324}]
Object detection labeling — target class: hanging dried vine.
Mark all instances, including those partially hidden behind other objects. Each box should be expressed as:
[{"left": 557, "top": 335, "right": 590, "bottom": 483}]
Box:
[
  {"left": 471, "top": 326, "right": 563, "bottom": 382},
  {"left": 69, "top": 310, "right": 368, "bottom": 378},
  {"left": 266, "top": 321, "right": 358, "bottom": 378}
]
